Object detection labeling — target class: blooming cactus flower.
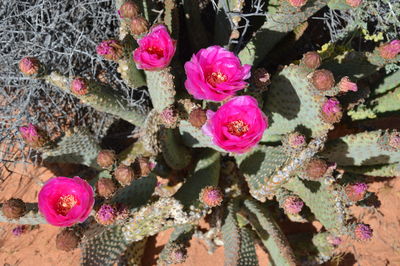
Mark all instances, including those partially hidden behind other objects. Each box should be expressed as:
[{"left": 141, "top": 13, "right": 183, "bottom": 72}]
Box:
[
  {"left": 133, "top": 24, "right": 176, "bottom": 70},
  {"left": 38, "top": 176, "right": 94, "bottom": 227},
  {"left": 184, "top": 45, "right": 251, "bottom": 101},
  {"left": 202, "top": 96, "right": 268, "bottom": 153}
]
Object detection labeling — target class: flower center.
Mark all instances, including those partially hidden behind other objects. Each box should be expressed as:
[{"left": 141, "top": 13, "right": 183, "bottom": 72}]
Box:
[
  {"left": 56, "top": 195, "right": 78, "bottom": 216},
  {"left": 206, "top": 71, "right": 227, "bottom": 87},
  {"left": 146, "top": 46, "right": 164, "bottom": 58},
  {"left": 227, "top": 120, "right": 249, "bottom": 137}
]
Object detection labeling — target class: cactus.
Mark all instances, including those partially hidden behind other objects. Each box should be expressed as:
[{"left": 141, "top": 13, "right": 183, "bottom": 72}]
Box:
[{"left": 6, "top": 0, "right": 400, "bottom": 265}]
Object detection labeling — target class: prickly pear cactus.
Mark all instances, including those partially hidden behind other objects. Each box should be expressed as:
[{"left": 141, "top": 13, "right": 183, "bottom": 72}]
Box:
[{"left": 5, "top": 0, "right": 400, "bottom": 265}]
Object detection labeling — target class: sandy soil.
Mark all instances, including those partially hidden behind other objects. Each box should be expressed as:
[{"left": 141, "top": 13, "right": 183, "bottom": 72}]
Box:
[{"left": 0, "top": 161, "right": 399, "bottom": 266}]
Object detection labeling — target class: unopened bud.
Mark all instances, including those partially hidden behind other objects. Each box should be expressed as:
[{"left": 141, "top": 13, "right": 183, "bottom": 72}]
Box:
[
  {"left": 2, "top": 198, "right": 26, "bottom": 219},
  {"left": 305, "top": 158, "right": 328, "bottom": 180},
  {"left": 96, "top": 40, "right": 123, "bottom": 61},
  {"left": 189, "top": 108, "right": 207, "bottom": 128},
  {"left": 56, "top": 229, "right": 81, "bottom": 251},
  {"left": 338, "top": 76, "right": 358, "bottom": 93},
  {"left": 311, "top": 69, "right": 335, "bottom": 91},
  {"left": 114, "top": 164, "right": 135, "bottom": 186},
  {"left": 287, "top": 0, "right": 307, "bottom": 7},
  {"left": 379, "top": 40, "right": 400, "bottom": 60},
  {"left": 19, "top": 57, "right": 40, "bottom": 75},
  {"left": 19, "top": 123, "right": 47, "bottom": 148},
  {"left": 130, "top": 16, "right": 149, "bottom": 35},
  {"left": 346, "top": 0, "right": 362, "bottom": 8},
  {"left": 199, "top": 186, "right": 223, "bottom": 207},
  {"left": 321, "top": 98, "right": 342, "bottom": 123},
  {"left": 118, "top": 1, "right": 139, "bottom": 19},
  {"left": 97, "top": 150, "right": 116, "bottom": 169},
  {"left": 302, "top": 51, "right": 321, "bottom": 69},
  {"left": 71, "top": 77, "right": 89, "bottom": 95},
  {"left": 95, "top": 178, "right": 117, "bottom": 198}
]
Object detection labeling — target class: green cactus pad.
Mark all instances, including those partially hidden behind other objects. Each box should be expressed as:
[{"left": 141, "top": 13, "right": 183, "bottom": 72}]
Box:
[
  {"left": 174, "top": 149, "right": 220, "bottom": 208},
  {"left": 145, "top": 68, "right": 176, "bottom": 112},
  {"left": 262, "top": 64, "right": 333, "bottom": 139},
  {"left": 222, "top": 199, "right": 241, "bottom": 266},
  {"left": 81, "top": 225, "right": 130, "bottom": 266},
  {"left": 236, "top": 145, "right": 290, "bottom": 202},
  {"left": 160, "top": 128, "right": 192, "bottom": 170},
  {"left": 321, "top": 130, "right": 400, "bottom": 166},
  {"left": 111, "top": 174, "right": 157, "bottom": 211},
  {"left": 239, "top": 0, "right": 327, "bottom": 66},
  {"left": 179, "top": 121, "right": 226, "bottom": 152},
  {"left": 283, "top": 177, "right": 348, "bottom": 234},
  {"left": 373, "top": 70, "right": 400, "bottom": 95},
  {"left": 122, "top": 238, "right": 147, "bottom": 266},
  {"left": 42, "top": 128, "right": 101, "bottom": 169},
  {"left": 44, "top": 72, "right": 147, "bottom": 126},
  {"left": 243, "top": 198, "right": 297, "bottom": 266},
  {"left": 348, "top": 87, "right": 400, "bottom": 120},
  {"left": 342, "top": 163, "right": 400, "bottom": 177},
  {"left": 238, "top": 227, "right": 259, "bottom": 266}
]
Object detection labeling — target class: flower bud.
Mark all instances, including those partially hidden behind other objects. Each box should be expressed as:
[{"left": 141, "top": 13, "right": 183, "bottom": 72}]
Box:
[
  {"left": 19, "top": 123, "right": 47, "bottom": 148},
  {"left": 134, "top": 157, "right": 152, "bottom": 177},
  {"left": 97, "top": 150, "right": 116, "bottom": 169},
  {"left": 96, "top": 40, "right": 123, "bottom": 61},
  {"left": 19, "top": 57, "right": 40, "bottom": 75},
  {"left": 118, "top": 1, "right": 139, "bottom": 19},
  {"left": 287, "top": 0, "right": 307, "bottom": 7},
  {"left": 321, "top": 98, "right": 342, "bottom": 123},
  {"left": 12, "top": 225, "right": 26, "bottom": 237},
  {"left": 56, "top": 229, "right": 81, "bottom": 251},
  {"left": 389, "top": 132, "right": 400, "bottom": 149},
  {"left": 252, "top": 68, "right": 271, "bottom": 90},
  {"left": 345, "top": 183, "right": 368, "bottom": 202},
  {"left": 287, "top": 132, "right": 306, "bottom": 149},
  {"left": 199, "top": 186, "right": 223, "bottom": 207},
  {"left": 189, "top": 108, "right": 207, "bottom": 128},
  {"left": 379, "top": 40, "right": 400, "bottom": 60},
  {"left": 305, "top": 158, "right": 328, "bottom": 180},
  {"left": 71, "top": 77, "right": 89, "bottom": 95},
  {"left": 326, "top": 235, "right": 342, "bottom": 246},
  {"left": 169, "top": 248, "right": 187, "bottom": 264},
  {"left": 302, "top": 51, "right": 321, "bottom": 69},
  {"left": 95, "top": 178, "right": 117, "bottom": 198},
  {"left": 114, "top": 164, "right": 135, "bottom": 186},
  {"left": 2, "top": 198, "right": 26, "bottom": 219},
  {"left": 311, "top": 69, "right": 335, "bottom": 91},
  {"left": 95, "top": 204, "right": 117, "bottom": 225},
  {"left": 159, "top": 108, "right": 178, "bottom": 128},
  {"left": 346, "top": 0, "right": 362, "bottom": 8},
  {"left": 338, "top": 76, "right": 358, "bottom": 93},
  {"left": 283, "top": 196, "right": 304, "bottom": 214},
  {"left": 130, "top": 16, "right": 149, "bottom": 35},
  {"left": 354, "top": 223, "right": 373, "bottom": 241}
]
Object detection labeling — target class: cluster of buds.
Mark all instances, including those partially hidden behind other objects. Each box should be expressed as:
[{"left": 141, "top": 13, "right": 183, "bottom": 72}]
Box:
[{"left": 118, "top": 1, "right": 149, "bottom": 36}]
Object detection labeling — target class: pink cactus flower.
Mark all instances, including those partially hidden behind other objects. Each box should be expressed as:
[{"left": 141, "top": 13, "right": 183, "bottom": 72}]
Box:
[
  {"left": 339, "top": 76, "right": 358, "bottom": 93},
  {"left": 38, "top": 176, "right": 94, "bottom": 227},
  {"left": 202, "top": 96, "right": 268, "bottom": 153},
  {"left": 184, "top": 45, "right": 251, "bottom": 101},
  {"left": 379, "top": 40, "right": 400, "bottom": 59},
  {"left": 133, "top": 24, "right": 176, "bottom": 70}
]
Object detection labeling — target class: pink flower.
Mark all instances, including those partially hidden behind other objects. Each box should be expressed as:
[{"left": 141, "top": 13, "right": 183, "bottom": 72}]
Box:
[
  {"left": 19, "top": 123, "right": 46, "bottom": 148},
  {"left": 322, "top": 98, "right": 341, "bottom": 115},
  {"left": 38, "top": 176, "right": 94, "bottom": 227},
  {"left": 379, "top": 40, "right": 400, "bottom": 59},
  {"left": 19, "top": 57, "right": 40, "bottom": 75},
  {"left": 184, "top": 46, "right": 251, "bottom": 101},
  {"left": 202, "top": 96, "right": 268, "bottom": 153},
  {"left": 133, "top": 25, "right": 176, "bottom": 70}
]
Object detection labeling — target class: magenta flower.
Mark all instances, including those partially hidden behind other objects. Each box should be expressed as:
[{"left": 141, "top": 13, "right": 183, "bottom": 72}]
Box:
[
  {"left": 184, "top": 46, "right": 251, "bottom": 101},
  {"left": 202, "top": 96, "right": 268, "bottom": 153},
  {"left": 38, "top": 176, "right": 94, "bottom": 227},
  {"left": 133, "top": 24, "right": 176, "bottom": 70}
]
